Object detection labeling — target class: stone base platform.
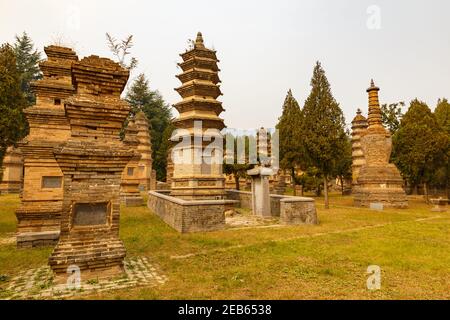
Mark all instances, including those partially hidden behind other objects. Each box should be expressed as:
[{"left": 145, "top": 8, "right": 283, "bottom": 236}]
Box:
[
  {"left": 226, "top": 190, "right": 318, "bottom": 225},
  {"left": 147, "top": 190, "right": 238, "bottom": 233},
  {"left": 16, "top": 230, "right": 60, "bottom": 249},
  {"left": 48, "top": 237, "right": 126, "bottom": 281}
]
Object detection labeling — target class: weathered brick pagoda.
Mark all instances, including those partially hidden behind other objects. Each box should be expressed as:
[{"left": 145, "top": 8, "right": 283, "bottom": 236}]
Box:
[
  {"left": 353, "top": 80, "right": 408, "bottom": 208},
  {"left": 48, "top": 55, "right": 134, "bottom": 281},
  {"left": 351, "top": 108, "right": 368, "bottom": 186},
  {"left": 134, "top": 111, "right": 153, "bottom": 191},
  {"left": 0, "top": 146, "right": 23, "bottom": 194},
  {"left": 120, "top": 117, "right": 143, "bottom": 206},
  {"left": 15, "top": 46, "right": 77, "bottom": 248},
  {"left": 170, "top": 32, "right": 226, "bottom": 200}
]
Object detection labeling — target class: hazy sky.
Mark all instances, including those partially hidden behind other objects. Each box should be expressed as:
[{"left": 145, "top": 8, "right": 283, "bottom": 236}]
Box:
[{"left": 1, "top": 0, "right": 449, "bottom": 130}]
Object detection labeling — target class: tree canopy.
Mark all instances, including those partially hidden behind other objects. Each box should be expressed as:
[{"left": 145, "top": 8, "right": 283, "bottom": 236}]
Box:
[
  {"left": 0, "top": 43, "right": 28, "bottom": 161},
  {"left": 302, "top": 61, "right": 347, "bottom": 208},
  {"left": 275, "top": 89, "right": 303, "bottom": 194},
  {"left": 13, "top": 32, "right": 41, "bottom": 105},
  {"left": 392, "top": 99, "right": 448, "bottom": 198}
]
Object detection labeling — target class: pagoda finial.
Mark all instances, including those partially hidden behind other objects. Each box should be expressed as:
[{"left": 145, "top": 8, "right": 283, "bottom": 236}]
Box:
[
  {"left": 195, "top": 32, "right": 205, "bottom": 48},
  {"left": 366, "top": 79, "right": 384, "bottom": 130},
  {"left": 357, "top": 108, "right": 362, "bottom": 114}
]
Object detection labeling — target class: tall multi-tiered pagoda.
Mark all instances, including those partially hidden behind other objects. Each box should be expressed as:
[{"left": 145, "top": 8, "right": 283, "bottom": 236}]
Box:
[
  {"left": 351, "top": 109, "right": 368, "bottom": 186},
  {"left": 170, "top": 32, "right": 225, "bottom": 200},
  {"left": 134, "top": 111, "right": 153, "bottom": 191},
  {"left": 15, "top": 46, "right": 77, "bottom": 248},
  {"left": 353, "top": 80, "right": 407, "bottom": 208}
]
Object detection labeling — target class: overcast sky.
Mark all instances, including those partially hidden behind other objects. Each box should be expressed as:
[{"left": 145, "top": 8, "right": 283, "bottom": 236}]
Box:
[{"left": 1, "top": 0, "right": 449, "bottom": 130}]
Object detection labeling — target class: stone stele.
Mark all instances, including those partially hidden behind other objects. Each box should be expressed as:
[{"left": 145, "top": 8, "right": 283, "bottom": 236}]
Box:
[{"left": 353, "top": 80, "right": 408, "bottom": 208}]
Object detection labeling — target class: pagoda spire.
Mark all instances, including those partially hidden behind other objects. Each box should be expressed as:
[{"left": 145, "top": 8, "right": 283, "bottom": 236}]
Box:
[
  {"left": 366, "top": 79, "right": 384, "bottom": 131},
  {"left": 194, "top": 32, "right": 205, "bottom": 49}
]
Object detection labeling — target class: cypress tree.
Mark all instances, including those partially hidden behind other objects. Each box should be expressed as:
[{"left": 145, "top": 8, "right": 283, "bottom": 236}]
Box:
[
  {"left": 302, "top": 61, "right": 347, "bottom": 208},
  {"left": 0, "top": 43, "right": 28, "bottom": 162},
  {"left": 13, "top": 32, "right": 42, "bottom": 105},
  {"left": 276, "top": 89, "right": 304, "bottom": 195},
  {"left": 392, "top": 99, "right": 449, "bottom": 201}
]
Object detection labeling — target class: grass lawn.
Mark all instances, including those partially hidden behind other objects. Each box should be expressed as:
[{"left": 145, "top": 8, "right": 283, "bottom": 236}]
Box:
[{"left": 0, "top": 193, "right": 449, "bottom": 299}]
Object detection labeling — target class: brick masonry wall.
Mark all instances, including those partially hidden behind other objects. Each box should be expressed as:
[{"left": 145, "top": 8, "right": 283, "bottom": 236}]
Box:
[
  {"left": 148, "top": 191, "right": 235, "bottom": 233},
  {"left": 226, "top": 189, "right": 318, "bottom": 225}
]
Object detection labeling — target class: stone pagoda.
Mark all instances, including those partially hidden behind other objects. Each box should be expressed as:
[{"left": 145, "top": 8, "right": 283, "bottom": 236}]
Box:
[
  {"left": 15, "top": 46, "right": 77, "bottom": 248},
  {"left": 120, "top": 117, "right": 143, "bottom": 206},
  {"left": 351, "top": 109, "right": 368, "bottom": 186},
  {"left": 170, "top": 32, "right": 225, "bottom": 200},
  {"left": 0, "top": 146, "right": 23, "bottom": 194},
  {"left": 134, "top": 111, "right": 153, "bottom": 191},
  {"left": 48, "top": 55, "right": 134, "bottom": 281},
  {"left": 353, "top": 80, "right": 408, "bottom": 208}
]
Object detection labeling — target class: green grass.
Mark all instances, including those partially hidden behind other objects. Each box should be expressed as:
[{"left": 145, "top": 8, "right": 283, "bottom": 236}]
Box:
[{"left": 0, "top": 193, "right": 449, "bottom": 299}]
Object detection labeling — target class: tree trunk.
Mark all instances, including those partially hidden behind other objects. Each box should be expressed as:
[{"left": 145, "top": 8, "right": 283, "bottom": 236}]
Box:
[
  {"left": 340, "top": 176, "right": 344, "bottom": 195},
  {"left": 235, "top": 175, "right": 240, "bottom": 191},
  {"left": 413, "top": 184, "right": 418, "bottom": 195},
  {"left": 424, "top": 181, "right": 429, "bottom": 204},
  {"left": 291, "top": 167, "right": 296, "bottom": 196},
  {"left": 324, "top": 176, "right": 329, "bottom": 209}
]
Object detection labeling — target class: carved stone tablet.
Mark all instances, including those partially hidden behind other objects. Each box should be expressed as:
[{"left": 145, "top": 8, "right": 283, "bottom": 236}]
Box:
[
  {"left": 42, "top": 176, "right": 62, "bottom": 188},
  {"left": 72, "top": 202, "right": 108, "bottom": 226}
]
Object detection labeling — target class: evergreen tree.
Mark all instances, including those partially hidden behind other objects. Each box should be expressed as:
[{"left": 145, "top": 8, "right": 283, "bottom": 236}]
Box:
[
  {"left": 381, "top": 101, "right": 404, "bottom": 134},
  {"left": 302, "top": 61, "right": 347, "bottom": 209},
  {"left": 435, "top": 98, "right": 450, "bottom": 135},
  {"left": 433, "top": 98, "right": 450, "bottom": 196},
  {"left": 275, "top": 89, "right": 304, "bottom": 195},
  {"left": 0, "top": 43, "right": 28, "bottom": 162},
  {"left": 13, "top": 32, "right": 42, "bottom": 105},
  {"left": 392, "top": 99, "right": 448, "bottom": 201},
  {"left": 333, "top": 132, "right": 352, "bottom": 195},
  {"left": 126, "top": 73, "right": 172, "bottom": 180}
]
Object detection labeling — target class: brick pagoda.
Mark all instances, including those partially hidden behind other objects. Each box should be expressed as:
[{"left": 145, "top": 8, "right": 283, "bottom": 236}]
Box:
[
  {"left": 353, "top": 80, "right": 408, "bottom": 208},
  {"left": 170, "top": 32, "right": 226, "bottom": 200},
  {"left": 48, "top": 55, "right": 134, "bottom": 281},
  {"left": 120, "top": 117, "right": 143, "bottom": 206},
  {"left": 351, "top": 108, "right": 368, "bottom": 186},
  {"left": 134, "top": 111, "right": 153, "bottom": 191},
  {"left": 15, "top": 46, "right": 77, "bottom": 248}
]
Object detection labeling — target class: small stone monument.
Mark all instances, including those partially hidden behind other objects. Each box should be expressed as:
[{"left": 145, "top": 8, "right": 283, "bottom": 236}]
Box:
[
  {"left": 247, "top": 166, "right": 274, "bottom": 217},
  {"left": 0, "top": 146, "right": 23, "bottom": 194},
  {"left": 48, "top": 55, "right": 134, "bottom": 282}
]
